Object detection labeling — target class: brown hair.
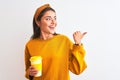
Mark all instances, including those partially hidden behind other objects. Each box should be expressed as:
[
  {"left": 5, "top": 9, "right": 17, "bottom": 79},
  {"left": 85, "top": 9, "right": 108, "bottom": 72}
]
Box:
[{"left": 31, "top": 4, "right": 56, "bottom": 39}]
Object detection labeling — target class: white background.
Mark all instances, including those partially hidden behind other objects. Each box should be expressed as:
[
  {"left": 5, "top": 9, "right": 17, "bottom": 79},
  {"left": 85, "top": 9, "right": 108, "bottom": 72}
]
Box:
[{"left": 0, "top": 0, "right": 120, "bottom": 80}]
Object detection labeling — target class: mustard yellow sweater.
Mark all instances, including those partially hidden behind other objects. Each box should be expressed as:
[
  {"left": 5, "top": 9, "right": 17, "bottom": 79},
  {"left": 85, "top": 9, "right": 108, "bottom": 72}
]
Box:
[{"left": 24, "top": 34, "right": 87, "bottom": 80}]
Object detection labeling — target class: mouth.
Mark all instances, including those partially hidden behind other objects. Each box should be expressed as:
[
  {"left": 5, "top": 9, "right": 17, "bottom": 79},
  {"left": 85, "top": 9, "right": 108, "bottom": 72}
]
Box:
[{"left": 48, "top": 26, "right": 55, "bottom": 30}]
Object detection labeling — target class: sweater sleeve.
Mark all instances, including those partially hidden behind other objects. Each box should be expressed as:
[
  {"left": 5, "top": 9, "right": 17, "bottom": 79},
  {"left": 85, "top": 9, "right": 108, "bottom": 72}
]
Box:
[
  {"left": 69, "top": 44, "right": 87, "bottom": 75},
  {"left": 24, "top": 46, "right": 31, "bottom": 79}
]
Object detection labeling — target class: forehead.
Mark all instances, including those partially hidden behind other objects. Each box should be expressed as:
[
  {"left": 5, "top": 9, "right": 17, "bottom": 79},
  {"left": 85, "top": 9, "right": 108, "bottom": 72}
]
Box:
[{"left": 43, "top": 10, "right": 56, "bottom": 17}]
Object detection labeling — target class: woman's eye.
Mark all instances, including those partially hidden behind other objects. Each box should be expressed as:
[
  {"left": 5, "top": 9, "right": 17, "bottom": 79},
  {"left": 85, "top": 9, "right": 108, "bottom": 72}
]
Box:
[
  {"left": 54, "top": 17, "right": 56, "bottom": 20},
  {"left": 46, "top": 18, "right": 51, "bottom": 20}
]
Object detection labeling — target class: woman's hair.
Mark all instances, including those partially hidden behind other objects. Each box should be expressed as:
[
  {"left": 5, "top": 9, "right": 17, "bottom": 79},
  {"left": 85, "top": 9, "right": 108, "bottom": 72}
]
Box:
[{"left": 31, "top": 7, "right": 56, "bottom": 39}]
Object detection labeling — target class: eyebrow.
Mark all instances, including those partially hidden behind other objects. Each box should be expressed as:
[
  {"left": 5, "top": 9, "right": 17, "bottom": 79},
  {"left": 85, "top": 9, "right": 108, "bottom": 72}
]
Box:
[{"left": 44, "top": 16, "right": 56, "bottom": 18}]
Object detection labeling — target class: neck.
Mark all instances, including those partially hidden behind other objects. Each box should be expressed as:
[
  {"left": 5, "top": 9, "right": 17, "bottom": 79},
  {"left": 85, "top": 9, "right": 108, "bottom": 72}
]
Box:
[{"left": 40, "top": 33, "right": 54, "bottom": 40}]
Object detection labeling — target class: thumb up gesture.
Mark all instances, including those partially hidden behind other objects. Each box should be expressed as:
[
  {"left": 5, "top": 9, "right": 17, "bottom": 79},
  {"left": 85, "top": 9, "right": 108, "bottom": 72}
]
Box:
[{"left": 73, "top": 31, "right": 87, "bottom": 45}]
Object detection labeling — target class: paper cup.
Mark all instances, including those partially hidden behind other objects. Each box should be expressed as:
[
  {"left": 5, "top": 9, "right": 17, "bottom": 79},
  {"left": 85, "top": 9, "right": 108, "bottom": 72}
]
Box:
[{"left": 30, "top": 56, "right": 42, "bottom": 77}]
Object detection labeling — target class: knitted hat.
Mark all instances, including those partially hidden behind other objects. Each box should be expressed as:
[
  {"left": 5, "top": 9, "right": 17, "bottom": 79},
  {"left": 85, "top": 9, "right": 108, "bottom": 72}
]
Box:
[{"left": 34, "top": 4, "right": 51, "bottom": 22}]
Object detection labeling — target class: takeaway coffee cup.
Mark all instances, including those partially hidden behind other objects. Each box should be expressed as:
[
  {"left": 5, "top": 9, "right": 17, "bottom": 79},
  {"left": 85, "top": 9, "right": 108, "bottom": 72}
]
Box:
[{"left": 30, "top": 56, "right": 42, "bottom": 77}]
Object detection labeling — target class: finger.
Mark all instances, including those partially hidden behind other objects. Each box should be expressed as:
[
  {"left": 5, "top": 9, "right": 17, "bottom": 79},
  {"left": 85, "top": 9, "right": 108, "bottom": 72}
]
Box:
[
  {"left": 74, "top": 31, "right": 78, "bottom": 35},
  {"left": 76, "top": 31, "right": 81, "bottom": 33},
  {"left": 29, "top": 66, "right": 35, "bottom": 70},
  {"left": 74, "top": 31, "right": 80, "bottom": 35},
  {"left": 82, "top": 32, "right": 87, "bottom": 36},
  {"left": 29, "top": 68, "right": 38, "bottom": 76}
]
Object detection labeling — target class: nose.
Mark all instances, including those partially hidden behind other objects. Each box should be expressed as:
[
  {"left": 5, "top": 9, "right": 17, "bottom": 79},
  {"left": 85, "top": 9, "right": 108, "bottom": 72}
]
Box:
[{"left": 51, "top": 19, "right": 56, "bottom": 24}]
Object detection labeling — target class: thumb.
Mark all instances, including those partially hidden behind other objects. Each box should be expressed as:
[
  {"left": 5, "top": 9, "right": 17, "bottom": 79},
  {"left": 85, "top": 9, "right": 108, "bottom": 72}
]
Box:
[{"left": 82, "top": 32, "right": 87, "bottom": 37}]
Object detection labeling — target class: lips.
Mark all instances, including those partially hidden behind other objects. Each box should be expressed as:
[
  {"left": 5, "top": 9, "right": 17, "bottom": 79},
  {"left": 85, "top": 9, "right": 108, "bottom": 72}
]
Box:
[{"left": 48, "top": 26, "right": 55, "bottom": 30}]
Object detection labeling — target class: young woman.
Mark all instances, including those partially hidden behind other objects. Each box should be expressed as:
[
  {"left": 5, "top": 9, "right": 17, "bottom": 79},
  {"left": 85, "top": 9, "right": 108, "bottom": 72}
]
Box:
[{"left": 24, "top": 4, "right": 87, "bottom": 80}]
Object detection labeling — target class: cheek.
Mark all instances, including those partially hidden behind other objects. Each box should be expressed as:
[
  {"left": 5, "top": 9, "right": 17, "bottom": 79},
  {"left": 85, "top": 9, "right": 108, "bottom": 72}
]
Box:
[
  {"left": 54, "top": 21, "right": 57, "bottom": 26},
  {"left": 40, "top": 21, "right": 47, "bottom": 27},
  {"left": 56, "top": 22, "right": 57, "bottom": 25},
  {"left": 40, "top": 23, "right": 48, "bottom": 30}
]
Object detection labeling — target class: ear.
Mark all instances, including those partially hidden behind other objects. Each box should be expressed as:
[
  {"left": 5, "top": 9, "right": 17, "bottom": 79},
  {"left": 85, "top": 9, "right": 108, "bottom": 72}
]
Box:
[{"left": 36, "top": 21, "right": 41, "bottom": 27}]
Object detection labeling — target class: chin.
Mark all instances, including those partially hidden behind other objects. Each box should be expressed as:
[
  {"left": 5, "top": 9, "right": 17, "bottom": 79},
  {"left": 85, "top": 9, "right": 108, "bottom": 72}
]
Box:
[{"left": 50, "top": 31, "right": 55, "bottom": 34}]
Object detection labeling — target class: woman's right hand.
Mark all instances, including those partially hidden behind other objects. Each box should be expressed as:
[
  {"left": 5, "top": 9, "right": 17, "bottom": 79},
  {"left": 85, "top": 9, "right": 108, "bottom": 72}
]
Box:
[{"left": 29, "top": 66, "right": 38, "bottom": 76}]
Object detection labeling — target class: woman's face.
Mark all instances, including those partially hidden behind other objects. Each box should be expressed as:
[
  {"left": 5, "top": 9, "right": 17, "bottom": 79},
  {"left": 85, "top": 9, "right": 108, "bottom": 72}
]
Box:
[{"left": 37, "top": 10, "right": 57, "bottom": 35}]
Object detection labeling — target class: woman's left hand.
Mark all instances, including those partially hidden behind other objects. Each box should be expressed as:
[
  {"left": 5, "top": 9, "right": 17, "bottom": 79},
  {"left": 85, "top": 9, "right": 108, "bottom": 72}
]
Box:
[{"left": 73, "top": 31, "right": 87, "bottom": 45}]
